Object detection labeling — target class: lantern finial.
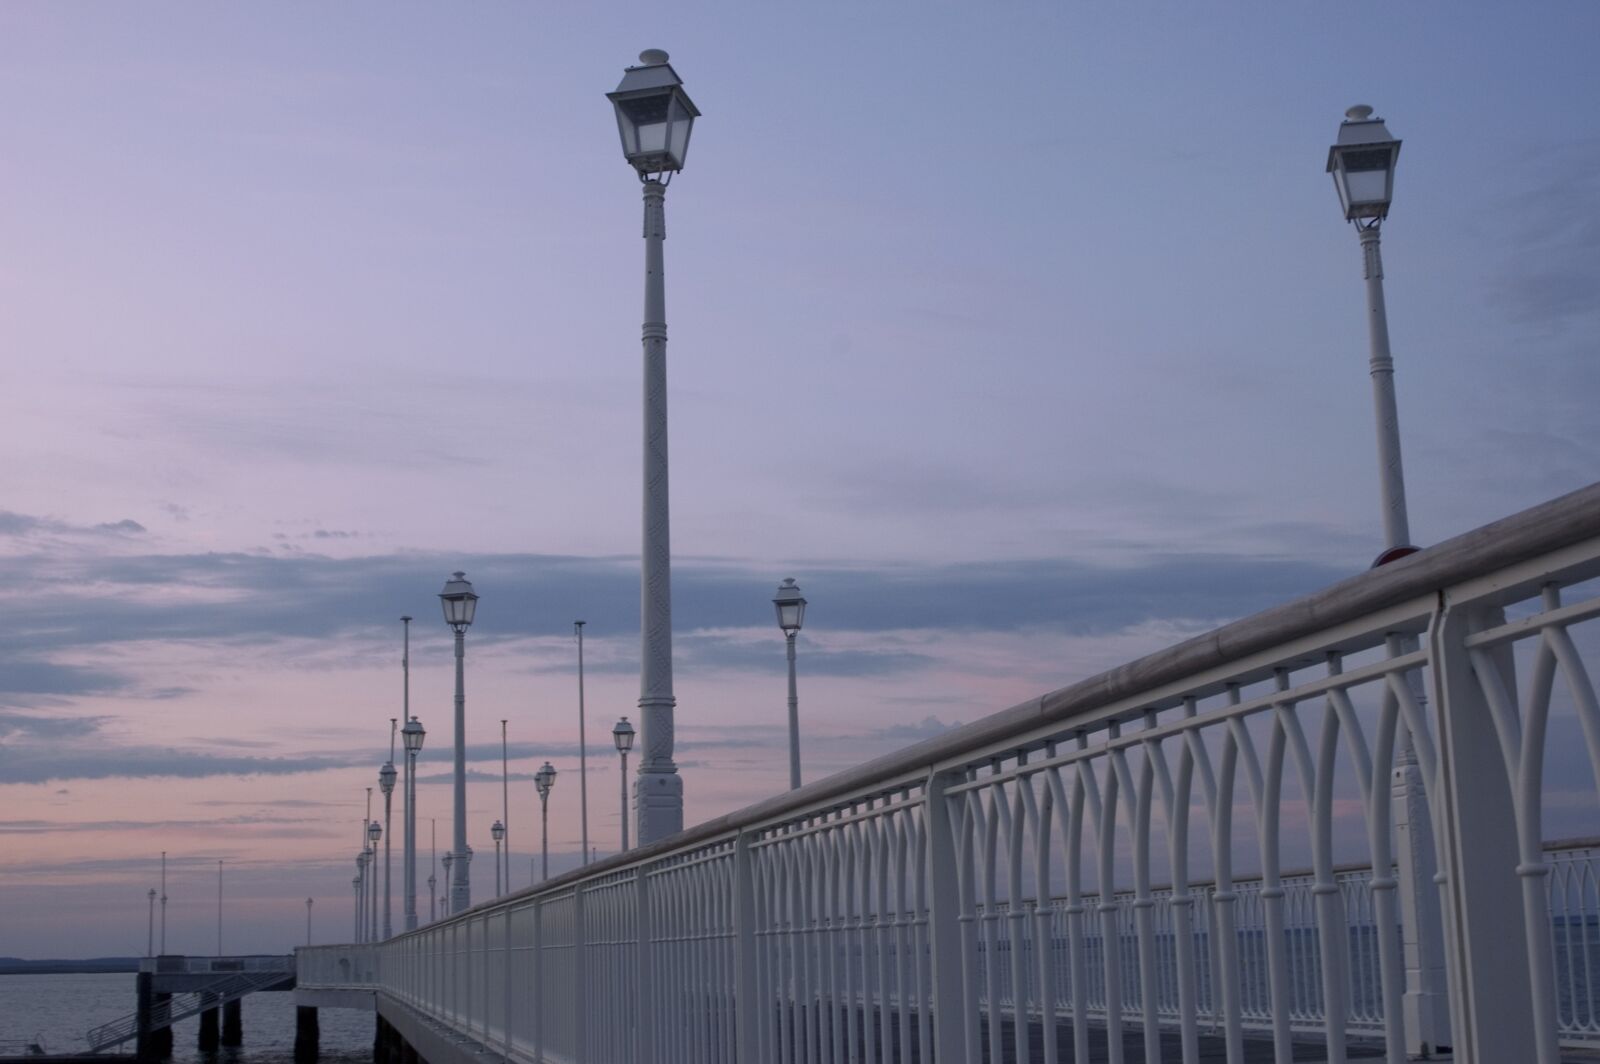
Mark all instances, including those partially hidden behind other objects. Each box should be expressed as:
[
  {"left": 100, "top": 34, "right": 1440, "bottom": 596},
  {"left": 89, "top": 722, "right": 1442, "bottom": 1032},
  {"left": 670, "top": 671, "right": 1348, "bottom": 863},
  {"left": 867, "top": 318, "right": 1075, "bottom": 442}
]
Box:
[
  {"left": 639, "top": 49, "right": 669, "bottom": 65},
  {"left": 1345, "top": 104, "right": 1374, "bottom": 122}
]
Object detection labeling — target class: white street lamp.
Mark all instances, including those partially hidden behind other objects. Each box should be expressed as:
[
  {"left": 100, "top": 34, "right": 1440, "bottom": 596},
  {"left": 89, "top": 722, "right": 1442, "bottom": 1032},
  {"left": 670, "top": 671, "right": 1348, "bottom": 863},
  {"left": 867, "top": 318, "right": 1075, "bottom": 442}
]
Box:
[
  {"left": 351, "top": 876, "right": 361, "bottom": 942},
  {"left": 379, "top": 753, "right": 396, "bottom": 941},
  {"left": 574, "top": 622, "right": 589, "bottom": 866},
  {"left": 490, "top": 820, "right": 505, "bottom": 897},
  {"left": 499, "top": 719, "right": 510, "bottom": 893},
  {"left": 439, "top": 571, "right": 478, "bottom": 914},
  {"left": 535, "top": 761, "right": 557, "bottom": 881},
  {"left": 366, "top": 820, "right": 381, "bottom": 943},
  {"left": 1328, "top": 105, "right": 1447, "bottom": 1057},
  {"left": 612, "top": 718, "right": 634, "bottom": 852},
  {"left": 1326, "top": 105, "right": 1414, "bottom": 564},
  {"left": 608, "top": 50, "right": 700, "bottom": 846},
  {"left": 402, "top": 714, "right": 425, "bottom": 931},
  {"left": 147, "top": 888, "right": 156, "bottom": 957},
  {"left": 773, "top": 578, "right": 807, "bottom": 790}
]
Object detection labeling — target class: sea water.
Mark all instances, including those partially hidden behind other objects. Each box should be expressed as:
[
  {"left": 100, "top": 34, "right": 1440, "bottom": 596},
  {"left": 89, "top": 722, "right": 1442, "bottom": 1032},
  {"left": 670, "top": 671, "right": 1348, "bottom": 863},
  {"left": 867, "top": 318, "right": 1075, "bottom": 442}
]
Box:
[{"left": 0, "top": 973, "right": 374, "bottom": 1062}]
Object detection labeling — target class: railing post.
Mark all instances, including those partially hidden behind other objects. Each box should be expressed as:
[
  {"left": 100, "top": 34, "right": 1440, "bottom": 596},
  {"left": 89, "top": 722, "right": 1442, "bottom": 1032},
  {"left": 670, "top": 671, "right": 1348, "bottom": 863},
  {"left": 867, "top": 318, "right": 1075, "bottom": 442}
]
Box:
[
  {"left": 573, "top": 884, "right": 588, "bottom": 1064},
  {"left": 635, "top": 864, "right": 655, "bottom": 1064},
  {"left": 733, "top": 832, "right": 760, "bottom": 1061},
  {"left": 925, "top": 769, "right": 966, "bottom": 1063},
  {"left": 532, "top": 899, "right": 544, "bottom": 1064},
  {"left": 1429, "top": 600, "right": 1537, "bottom": 1062},
  {"left": 1388, "top": 636, "right": 1451, "bottom": 1057}
]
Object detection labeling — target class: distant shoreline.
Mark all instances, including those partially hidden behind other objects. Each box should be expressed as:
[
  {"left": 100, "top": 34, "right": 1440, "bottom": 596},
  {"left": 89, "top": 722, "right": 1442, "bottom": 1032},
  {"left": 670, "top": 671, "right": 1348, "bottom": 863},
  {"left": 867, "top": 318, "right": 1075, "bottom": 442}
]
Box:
[{"left": 0, "top": 959, "right": 138, "bottom": 975}]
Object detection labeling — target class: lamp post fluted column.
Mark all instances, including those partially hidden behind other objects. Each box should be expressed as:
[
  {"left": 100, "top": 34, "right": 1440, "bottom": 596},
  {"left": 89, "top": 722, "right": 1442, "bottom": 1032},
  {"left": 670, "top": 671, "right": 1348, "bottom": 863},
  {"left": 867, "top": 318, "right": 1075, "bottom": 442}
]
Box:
[
  {"left": 608, "top": 51, "right": 699, "bottom": 846},
  {"left": 636, "top": 176, "right": 682, "bottom": 844},
  {"left": 1357, "top": 223, "right": 1411, "bottom": 555}
]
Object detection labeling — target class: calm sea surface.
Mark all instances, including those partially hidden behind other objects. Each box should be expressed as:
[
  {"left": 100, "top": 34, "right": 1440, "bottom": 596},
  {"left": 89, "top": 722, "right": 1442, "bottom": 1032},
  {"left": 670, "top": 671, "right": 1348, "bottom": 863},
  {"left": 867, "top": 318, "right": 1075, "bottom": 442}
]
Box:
[{"left": 0, "top": 973, "right": 374, "bottom": 1062}]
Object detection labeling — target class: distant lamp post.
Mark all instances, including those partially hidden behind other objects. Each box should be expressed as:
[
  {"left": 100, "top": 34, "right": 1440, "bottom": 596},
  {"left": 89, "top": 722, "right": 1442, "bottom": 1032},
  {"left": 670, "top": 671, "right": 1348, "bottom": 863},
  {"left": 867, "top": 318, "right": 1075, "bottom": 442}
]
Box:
[
  {"left": 490, "top": 820, "right": 505, "bottom": 897},
  {"left": 535, "top": 761, "right": 558, "bottom": 881},
  {"left": 1326, "top": 105, "right": 1415, "bottom": 564},
  {"left": 612, "top": 717, "right": 635, "bottom": 852},
  {"left": 439, "top": 571, "right": 479, "bottom": 914},
  {"left": 402, "top": 715, "right": 426, "bottom": 931},
  {"left": 379, "top": 755, "right": 397, "bottom": 940},
  {"left": 354, "top": 853, "right": 367, "bottom": 943},
  {"left": 147, "top": 888, "right": 157, "bottom": 957},
  {"left": 305, "top": 897, "right": 313, "bottom": 946},
  {"left": 574, "top": 622, "right": 589, "bottom": 866},
  {"left": 440, "top": 853, "right": 453, "bottom": 917},
  {"left": 607, "top": 49, "right": 700, "bottom": 846},
  {"left": 366, "top": 821, "right": 382, "bottom": 942},
  {"left": 773, "top": 577, "right": 808, "bottom": 790}
]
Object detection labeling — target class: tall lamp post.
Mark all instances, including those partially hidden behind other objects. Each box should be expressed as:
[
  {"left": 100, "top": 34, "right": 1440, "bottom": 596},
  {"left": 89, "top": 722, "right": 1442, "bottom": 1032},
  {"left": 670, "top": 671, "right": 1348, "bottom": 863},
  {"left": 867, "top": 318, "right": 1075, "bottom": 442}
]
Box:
[
  {"left": 575, "top": 622, "right": 589, "bottom": 865},
  {"left": 491, "top": 820, "right": 505, "bottom": 897},
  {"left": 379, "top": 749, "right": 396, "bottom": 941},
  {"left": 1327, "top": 105, "right": 1446, "bottom": 1056},
  {"left": 439, "top": 571, "right": 479, "bottom": 914},
  {"left": 773, "top": 578, "right": 807, "bottom": 790},
  {"left": 607, "top": 50, "right": 700, "bottom": 845},
  {"left": 366, "top": 821, "right": 381, "bottom": 943},
  {"left": 500, "top": 719, "right": 510, "bottom": 891},
  {"left": 147, "top": 888, "right": 156, "bottom": 957},
  {"left": 428, "top": 819, "right": 438, "bottom": 922},
  {"left": 1326, "top": 105, "right": 1414, "bottom": 565},
  {"left": 535, "top": 761, "right": 557, "bottom": 881},
  {"left": 305, "top": 897, "right": 313, "bottom": 946},
  {"left": 612, "top": 717, "right": 634, "bottom": 852},
  {"left": 355, "top": 852, "right": 367, "bottom": 942},
  {"left": 402, "top": 716, "right": 426, "bottom": 931},
  {"left": 159, "top": 851, "right": 167, "bottom": 955}
]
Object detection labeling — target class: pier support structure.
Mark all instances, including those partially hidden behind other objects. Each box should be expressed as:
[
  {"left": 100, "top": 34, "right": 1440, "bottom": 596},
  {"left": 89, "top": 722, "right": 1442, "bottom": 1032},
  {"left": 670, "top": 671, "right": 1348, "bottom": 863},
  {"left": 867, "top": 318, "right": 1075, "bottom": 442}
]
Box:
[
  {"left": 293, "top": 1006, "right": 320, "bottom": 1064},
  {"left": 197, "top": 994, "right": 219, "bottom": 1052},
  {"left": 221, "top": 998, "right": 242, "bottom": 1046}
]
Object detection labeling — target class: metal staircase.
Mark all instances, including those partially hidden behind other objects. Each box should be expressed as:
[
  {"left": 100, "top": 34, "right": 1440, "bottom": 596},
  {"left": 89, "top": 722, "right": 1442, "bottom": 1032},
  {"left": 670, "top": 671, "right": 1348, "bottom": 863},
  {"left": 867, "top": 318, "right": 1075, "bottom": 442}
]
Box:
[{"left": 85, "top": 970, "right": 293, "bottom": 1053}]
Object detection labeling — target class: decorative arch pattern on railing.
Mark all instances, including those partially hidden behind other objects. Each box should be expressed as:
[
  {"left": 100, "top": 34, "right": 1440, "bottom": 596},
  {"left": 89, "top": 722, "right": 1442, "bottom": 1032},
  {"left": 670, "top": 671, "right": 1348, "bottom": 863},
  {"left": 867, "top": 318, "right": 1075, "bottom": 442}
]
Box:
[{"left": 299, "top": 484, "right": 1600, "bottom": 1064}]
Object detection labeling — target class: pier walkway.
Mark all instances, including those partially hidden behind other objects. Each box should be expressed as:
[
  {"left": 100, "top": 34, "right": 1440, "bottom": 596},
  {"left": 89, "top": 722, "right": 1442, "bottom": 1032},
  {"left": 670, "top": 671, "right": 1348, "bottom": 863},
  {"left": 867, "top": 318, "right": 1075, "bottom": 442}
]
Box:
[{"left": 298, "top": 484, "right": 1600, "bottom": 1064}]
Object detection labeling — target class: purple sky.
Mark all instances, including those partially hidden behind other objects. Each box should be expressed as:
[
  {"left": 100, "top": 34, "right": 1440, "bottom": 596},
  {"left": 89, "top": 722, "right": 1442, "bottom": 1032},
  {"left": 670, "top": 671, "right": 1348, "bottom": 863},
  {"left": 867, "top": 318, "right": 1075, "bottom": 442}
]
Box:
[{"left": 2, "top": 4, "right": 1597, "bottom": 957}]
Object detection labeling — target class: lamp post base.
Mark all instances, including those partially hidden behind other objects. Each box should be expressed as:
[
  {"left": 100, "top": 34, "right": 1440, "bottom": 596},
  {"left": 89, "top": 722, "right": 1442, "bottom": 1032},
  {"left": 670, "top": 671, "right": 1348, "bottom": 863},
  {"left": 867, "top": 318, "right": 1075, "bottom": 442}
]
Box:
[{"left": 634, "top": 771, "right": 682, "bottom": 844}]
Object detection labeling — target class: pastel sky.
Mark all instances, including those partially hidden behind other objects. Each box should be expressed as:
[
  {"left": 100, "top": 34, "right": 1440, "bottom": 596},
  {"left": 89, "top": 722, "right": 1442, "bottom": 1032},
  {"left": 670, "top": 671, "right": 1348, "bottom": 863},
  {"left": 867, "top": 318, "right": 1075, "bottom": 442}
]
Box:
[{"left": 2, "top": 3, "right": 1597, "bottom": 958}]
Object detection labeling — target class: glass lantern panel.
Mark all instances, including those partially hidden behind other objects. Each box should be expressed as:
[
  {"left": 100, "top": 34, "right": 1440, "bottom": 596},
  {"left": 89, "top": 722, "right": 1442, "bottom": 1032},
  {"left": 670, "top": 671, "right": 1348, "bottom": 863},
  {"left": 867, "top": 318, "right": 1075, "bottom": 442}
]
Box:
[
  {"left": 1342, "top": 167, "right": 1390, "bottom": 206},
  {"left": 667, "top": 96, "right": 694, "bottom": 169},
  {"left": 620, "top": 95, "right": 671, "bottom": 158}
]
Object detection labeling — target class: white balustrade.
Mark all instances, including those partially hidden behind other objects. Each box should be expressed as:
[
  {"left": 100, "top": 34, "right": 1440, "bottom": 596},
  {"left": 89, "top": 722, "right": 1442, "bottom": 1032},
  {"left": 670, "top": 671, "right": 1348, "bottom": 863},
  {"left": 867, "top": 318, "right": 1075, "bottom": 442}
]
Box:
[{"left": 298, "top": 484, "right": 1600, "bottom": 1063}]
